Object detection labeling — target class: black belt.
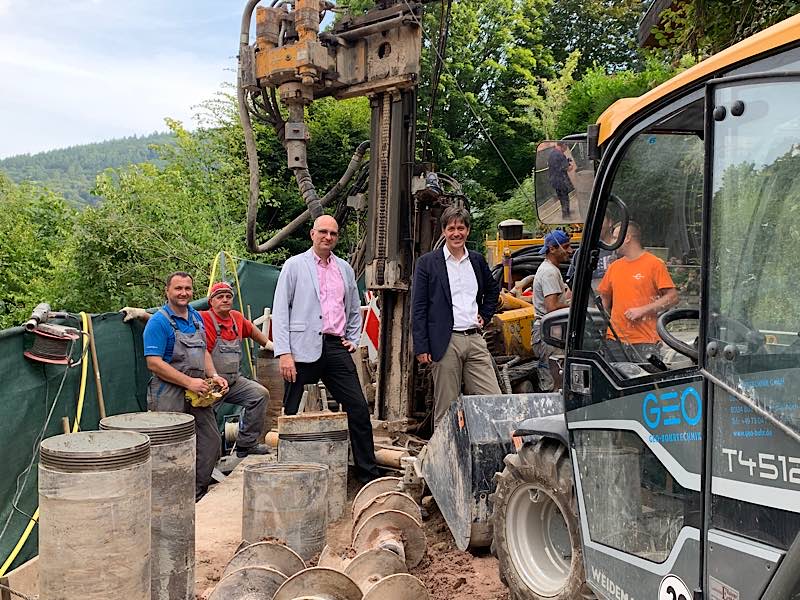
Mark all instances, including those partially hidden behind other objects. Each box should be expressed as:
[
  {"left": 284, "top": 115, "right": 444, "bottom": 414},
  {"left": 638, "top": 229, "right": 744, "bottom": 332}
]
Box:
[
  {"left": 452, "top": 328, "right": 480, "bottom": 336},
  {"left": 323, "top": 333, "right": 343, "bottom": 340}
]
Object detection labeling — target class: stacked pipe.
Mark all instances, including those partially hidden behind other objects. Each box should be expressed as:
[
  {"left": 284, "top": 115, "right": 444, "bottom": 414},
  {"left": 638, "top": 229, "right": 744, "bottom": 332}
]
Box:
[{"left": 211, "top": 475, "right": 430, "bottom": 599}]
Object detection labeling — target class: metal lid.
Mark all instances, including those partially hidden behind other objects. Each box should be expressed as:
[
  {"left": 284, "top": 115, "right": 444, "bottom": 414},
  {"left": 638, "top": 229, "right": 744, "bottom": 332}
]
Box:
[
  {"left": 40, "top": 430, "right": 150, "bottom": 472},
  {"left": 100, "top": 411, "right": 195, "bottom": 445}
]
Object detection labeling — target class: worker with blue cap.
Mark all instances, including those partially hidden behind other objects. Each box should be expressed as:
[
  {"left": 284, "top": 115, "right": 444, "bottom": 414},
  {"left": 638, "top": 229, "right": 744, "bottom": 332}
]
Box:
[{"left": 532, "top": 230, "right": 573, "bottom": 390}]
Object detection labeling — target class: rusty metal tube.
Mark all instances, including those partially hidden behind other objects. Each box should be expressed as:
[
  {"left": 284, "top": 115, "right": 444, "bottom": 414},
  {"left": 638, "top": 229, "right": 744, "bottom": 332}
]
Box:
[{"left": 242, "top": 463, "right": 329, "bottom": 561}]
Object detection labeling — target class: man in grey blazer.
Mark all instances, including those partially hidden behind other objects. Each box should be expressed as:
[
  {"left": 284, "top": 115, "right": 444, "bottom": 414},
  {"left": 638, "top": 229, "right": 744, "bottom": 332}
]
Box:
[{"left": 272, "top": 215, "right": 380, "bottom": 483}]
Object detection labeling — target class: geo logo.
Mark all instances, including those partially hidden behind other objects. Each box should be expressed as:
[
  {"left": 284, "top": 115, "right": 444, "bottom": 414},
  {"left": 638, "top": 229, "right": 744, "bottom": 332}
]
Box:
[{"left": 642, "top": 387, "right": 702, "bottom": 430}]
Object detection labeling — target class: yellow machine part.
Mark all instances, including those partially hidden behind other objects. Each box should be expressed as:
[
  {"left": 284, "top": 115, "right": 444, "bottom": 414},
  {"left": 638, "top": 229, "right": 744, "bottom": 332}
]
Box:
[
  {"left": 484, "top": 231, "right": 582, "bottom": 267},
  {"left": 490, "top": 305, "right": 535, "bottom": 358}
]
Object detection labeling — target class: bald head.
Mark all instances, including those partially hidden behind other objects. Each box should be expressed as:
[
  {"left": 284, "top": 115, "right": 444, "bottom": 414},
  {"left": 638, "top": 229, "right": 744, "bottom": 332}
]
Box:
[{"left": 310, "top": 215, "right": 340, "bottom": 259}]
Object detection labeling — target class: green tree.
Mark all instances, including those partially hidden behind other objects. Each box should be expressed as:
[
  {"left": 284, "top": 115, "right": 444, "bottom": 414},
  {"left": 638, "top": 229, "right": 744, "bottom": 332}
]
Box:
[
  {"left": 652, "top": 1, "right": 800, "bottom": 59},
  {"left": 542, "top": 0, "right": 647, "bottom": 75},
  {"left": 49, "top": 92, "right": 372, "bottom": 313},
  {"left": 0, "top": 174, "right": 76, "bottom": 328},
  {"left": 0, "top": 132, "right": 173, "bottom": 206},
  {"left": 418, "top": 0, "right": 553, "bottom": 206},
  {"left": 555, "top": 56, "right": 683, "bottom": 138},
  {"left": 520, "top": 50, "right": 581, "bottom": 140}
]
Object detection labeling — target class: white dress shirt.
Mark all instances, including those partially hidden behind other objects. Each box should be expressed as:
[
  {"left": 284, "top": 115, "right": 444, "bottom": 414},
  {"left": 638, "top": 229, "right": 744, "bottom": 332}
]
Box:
[{"left": 443, "top": 246, "right": 479, "bottom": 331}]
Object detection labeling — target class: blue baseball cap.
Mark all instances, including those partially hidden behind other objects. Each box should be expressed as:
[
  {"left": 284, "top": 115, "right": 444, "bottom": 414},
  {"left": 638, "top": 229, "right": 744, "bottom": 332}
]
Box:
[{"left": 539, "top": 230, "right": 570, "bottom": 254}]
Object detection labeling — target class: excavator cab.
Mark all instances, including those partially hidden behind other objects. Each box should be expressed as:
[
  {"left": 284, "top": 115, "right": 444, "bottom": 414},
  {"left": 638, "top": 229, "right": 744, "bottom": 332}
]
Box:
[{"left": 492, "top": 16, "right": 800, "bottom": 600}]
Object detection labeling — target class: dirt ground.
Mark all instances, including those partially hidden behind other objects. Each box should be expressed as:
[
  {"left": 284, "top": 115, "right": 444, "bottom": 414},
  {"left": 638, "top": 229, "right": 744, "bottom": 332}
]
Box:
[
  {"left": 410, "top": 504, "right": 509, "bottom": 600},
  {"left": 196, "top": 458, "right": 509, "bottom": 599}
]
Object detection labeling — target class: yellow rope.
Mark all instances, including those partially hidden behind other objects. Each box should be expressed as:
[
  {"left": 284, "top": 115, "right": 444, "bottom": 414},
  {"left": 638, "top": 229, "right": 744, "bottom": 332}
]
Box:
[
  {"left": 72, "top": 312, "right": 90, "bottom": 433},
  {"left": 0, "top": 312, "right": 91, "bottom": 576}
]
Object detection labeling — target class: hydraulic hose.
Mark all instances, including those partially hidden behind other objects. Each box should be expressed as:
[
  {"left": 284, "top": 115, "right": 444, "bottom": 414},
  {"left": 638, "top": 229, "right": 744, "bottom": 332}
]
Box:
[
  {"left": 251, "top": 140, "right": 370, "bottom": 253},
  {"left": 239, "top": 0, "right": 265, "bottom": 253},
  {"left": 239, "top": 0, "right": 367, "bottom": 253}
]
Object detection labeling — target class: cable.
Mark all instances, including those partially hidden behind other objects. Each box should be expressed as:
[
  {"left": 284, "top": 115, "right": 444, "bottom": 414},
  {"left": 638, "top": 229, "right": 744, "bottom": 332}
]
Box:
[
  {"left": 401, "top": 0, "right": 525, "bottom": 191},
  {"left": 421, "top": 0, "right": 452, "bottom": 162},
  {"left": 72, "top": 312, "right": 90, "bottom": 433},
  {"left": 0, "top": 313, "right": 91, "bottom": 576},
  {"left": 0, "top": 582, "right": 35, "bottom": 600}
]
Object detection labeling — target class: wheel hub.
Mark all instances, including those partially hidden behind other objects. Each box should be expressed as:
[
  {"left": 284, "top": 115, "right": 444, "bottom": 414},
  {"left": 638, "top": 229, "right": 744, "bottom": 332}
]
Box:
[{"left": 506, "top": 482, "right": 572, "bottom": 596}]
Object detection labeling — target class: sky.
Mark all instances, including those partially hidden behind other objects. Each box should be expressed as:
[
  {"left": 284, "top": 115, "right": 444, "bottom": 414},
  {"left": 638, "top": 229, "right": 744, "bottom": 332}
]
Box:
[{"left": 0, "top": 0, "right": 243, "bottom": 158}]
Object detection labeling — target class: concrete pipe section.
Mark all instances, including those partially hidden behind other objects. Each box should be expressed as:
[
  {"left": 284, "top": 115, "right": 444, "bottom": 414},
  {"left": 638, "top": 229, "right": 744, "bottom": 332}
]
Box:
[
  {"left": 100, "top": 411, "right": 196, "bottom": 600},
  {"left": 39, "top": 430, "right": 152, "bottom": 600},
  {"left": 278, "top": 412, "right": 350, "bottom": 520},
  {"left": 242, "top": 462, "right": 329, "bottom": 561}
]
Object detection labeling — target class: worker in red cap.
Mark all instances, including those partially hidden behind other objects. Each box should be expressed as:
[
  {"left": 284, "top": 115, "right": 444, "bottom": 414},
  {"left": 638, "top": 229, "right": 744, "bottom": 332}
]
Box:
[{"left": 200, "top": 281, "right": 271, "bottom": 457}]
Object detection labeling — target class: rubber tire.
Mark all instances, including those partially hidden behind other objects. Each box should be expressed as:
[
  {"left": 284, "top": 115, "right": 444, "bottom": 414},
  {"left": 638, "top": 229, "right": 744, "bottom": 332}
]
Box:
[{"left": 490, "top": 439, "right": 595, "bottom": 600}]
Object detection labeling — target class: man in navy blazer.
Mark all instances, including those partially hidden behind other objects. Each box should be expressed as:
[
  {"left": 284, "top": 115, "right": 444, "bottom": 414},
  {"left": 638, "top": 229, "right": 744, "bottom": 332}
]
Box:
[{"left": 412, "top": 206, "right": 502, "bottom": 426}]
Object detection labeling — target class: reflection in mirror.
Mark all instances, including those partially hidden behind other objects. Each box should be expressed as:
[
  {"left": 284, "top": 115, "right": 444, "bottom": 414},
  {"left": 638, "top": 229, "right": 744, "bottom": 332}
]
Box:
[{"left": 535, "top": 141, "right": 595, "bottom": 225}]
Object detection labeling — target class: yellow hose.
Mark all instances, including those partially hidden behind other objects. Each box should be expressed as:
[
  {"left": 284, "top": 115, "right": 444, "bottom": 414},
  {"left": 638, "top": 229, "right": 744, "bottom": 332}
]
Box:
[
  {"left": 72, "top": 312, "right": 90, "bottom": 433},
  {"left": 0, "top": 312, "right": 91, "bottom": 576},
  {"left": 0, "top": 509, "right": 38, "bottom": 577}
]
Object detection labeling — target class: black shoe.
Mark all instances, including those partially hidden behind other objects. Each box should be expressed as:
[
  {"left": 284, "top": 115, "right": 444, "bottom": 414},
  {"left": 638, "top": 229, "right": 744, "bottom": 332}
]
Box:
[{"left": 236, "top": 444, "right": 271, "bottom": 458}]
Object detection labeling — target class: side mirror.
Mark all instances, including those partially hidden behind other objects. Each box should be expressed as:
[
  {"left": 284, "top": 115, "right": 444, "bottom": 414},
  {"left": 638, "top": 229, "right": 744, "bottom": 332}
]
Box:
[
  {"left": 534, "top": 140, "right": 594, "bottom": 225},
  {"left": 541, "top": 307, "right": 570, "bottom": 349}
]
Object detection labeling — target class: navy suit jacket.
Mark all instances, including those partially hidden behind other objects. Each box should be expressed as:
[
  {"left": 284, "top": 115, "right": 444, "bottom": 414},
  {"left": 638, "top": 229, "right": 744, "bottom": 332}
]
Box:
[{"left": 411, "top": 248, "right": 500, "bottom": 362}]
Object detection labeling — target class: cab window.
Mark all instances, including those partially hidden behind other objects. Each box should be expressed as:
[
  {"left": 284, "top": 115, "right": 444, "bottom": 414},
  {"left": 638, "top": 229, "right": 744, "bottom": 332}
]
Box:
[{"left": 580, "top": 132, "right": 703, "bottom": 377}]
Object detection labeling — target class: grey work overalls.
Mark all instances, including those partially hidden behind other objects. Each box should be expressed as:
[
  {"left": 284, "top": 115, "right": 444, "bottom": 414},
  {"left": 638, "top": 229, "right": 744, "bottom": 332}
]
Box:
[
  {"left": 146, "top": 309, "right": 221, "bottom": 498},
  {"left": 208, "top": 311, "right": 241, "bottom": 385},
  {"left": 147, "top": 309, "right": 207, "bottom": 410},
  {"left": 207, "top": 310, "right": 267, "bottom": 448}
]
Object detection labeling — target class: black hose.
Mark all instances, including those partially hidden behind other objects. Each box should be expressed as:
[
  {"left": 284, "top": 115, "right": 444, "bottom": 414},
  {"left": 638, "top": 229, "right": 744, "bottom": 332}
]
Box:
[
  {"left": 249, "top": 141, "right": 370, "bottom": 253},
  {"left": 239, "top": 0, "right": 266, "bottom": 253}
]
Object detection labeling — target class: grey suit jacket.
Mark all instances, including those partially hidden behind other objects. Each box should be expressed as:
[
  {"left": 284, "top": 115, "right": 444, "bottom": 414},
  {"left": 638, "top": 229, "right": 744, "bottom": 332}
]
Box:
[{"left": 272, "top": 248, "right": 362, "bottom": 363}]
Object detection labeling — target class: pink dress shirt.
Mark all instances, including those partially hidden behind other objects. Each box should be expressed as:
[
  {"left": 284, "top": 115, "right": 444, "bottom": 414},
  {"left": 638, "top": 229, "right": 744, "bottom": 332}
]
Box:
[{"left": 314, "top": 251, "right": 346, "bottom": 336}]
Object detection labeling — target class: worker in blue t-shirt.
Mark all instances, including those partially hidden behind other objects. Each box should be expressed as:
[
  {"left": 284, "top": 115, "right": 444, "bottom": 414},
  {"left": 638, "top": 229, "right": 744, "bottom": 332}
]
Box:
[{"left": 142, "top": 271, "right": 229, "bottom": 501}]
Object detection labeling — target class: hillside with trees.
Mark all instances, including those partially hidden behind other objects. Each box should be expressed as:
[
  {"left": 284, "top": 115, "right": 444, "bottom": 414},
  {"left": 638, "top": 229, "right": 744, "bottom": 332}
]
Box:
[{"left": 0, "top": 132, "right": 174, "bottom": 205}]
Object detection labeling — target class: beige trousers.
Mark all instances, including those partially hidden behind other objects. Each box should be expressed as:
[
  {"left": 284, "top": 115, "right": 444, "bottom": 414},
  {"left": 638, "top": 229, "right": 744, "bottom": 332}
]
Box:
[{"left": 430, "top": 332, "right": 502, "bottom": 426}]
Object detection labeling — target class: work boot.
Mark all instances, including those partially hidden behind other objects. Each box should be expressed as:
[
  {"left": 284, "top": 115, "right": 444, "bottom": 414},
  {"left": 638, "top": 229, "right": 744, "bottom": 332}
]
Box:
[{"left": 236, "top": 443, "right": 271, "bottom": 458}]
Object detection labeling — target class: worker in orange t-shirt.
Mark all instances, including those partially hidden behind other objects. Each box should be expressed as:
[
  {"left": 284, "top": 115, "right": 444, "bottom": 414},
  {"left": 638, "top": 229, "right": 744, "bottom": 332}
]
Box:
[{"left": 597, "top": 221, "right": 678, "bottom": 362}]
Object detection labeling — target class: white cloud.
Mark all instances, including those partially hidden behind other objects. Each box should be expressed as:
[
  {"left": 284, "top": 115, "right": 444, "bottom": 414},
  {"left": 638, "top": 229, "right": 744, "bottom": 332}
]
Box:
[{"left": 0, "top": 2, "right": 239, "bottom": 158}]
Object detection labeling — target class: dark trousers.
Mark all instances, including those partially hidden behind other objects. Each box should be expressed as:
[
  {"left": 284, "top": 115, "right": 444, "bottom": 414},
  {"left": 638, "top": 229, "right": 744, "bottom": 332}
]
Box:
[
  {"left": 222, "top": 376, "right": 268, "bottom": 448},
  {"left": 283, "top": 335, "right": 380, "bottom": 482},
  {"left": 556, "top": 187, "right": 570, "bottom": 216}
]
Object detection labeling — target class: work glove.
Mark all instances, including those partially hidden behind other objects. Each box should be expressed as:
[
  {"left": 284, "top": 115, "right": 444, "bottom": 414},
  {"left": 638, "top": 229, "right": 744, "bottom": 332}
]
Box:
[{"left": 120, "top": 307, "right": 150, "bottom": 322}]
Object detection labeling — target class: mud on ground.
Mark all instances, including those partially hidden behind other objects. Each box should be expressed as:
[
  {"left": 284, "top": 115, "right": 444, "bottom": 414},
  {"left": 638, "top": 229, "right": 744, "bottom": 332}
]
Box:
[{"left": 410, "top": 503, "right": 509, "bottom": 600}]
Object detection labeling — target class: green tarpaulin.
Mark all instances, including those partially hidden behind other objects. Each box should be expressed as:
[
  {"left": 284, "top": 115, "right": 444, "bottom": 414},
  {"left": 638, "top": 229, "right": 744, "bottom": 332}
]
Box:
[{"left": 0, "top": 259, "right": 280, "bottom": 573}]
